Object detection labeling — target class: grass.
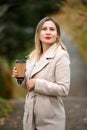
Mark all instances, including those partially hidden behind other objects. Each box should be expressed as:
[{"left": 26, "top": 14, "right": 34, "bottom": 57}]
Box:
[{"left": 0, "top": 97, "right": 13, "bottom": 118}]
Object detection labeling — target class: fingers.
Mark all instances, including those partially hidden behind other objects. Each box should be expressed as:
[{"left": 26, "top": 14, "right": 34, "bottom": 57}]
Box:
[
  {"left": 27, "top": 85, "right": 30, "bottom": 91},
  {"left": 26, "top": 79, "right": 36, "bottom": 91},
  {"left": 26, "top": 80, "right": 30, "bottom": 91},
  {"left": 12, "top": 67, "right": 18, "bottom": 78}
]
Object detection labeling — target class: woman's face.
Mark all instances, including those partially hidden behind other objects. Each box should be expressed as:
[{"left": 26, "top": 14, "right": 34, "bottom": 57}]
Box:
[{"left": 39, "top": 20, "right": 58, "bottom": 45}]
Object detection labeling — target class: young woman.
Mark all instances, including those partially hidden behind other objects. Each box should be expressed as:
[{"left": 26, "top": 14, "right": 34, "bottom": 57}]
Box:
[{"left": 12, "top": 16, "right": 70, "bottom": 130}]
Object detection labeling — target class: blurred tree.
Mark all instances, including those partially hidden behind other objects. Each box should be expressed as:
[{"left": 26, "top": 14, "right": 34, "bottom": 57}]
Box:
[
  {"left": 81, "top": 0, "right": 87, "bottom": 5},
  {"left": 0, "top": 0, "right": 66, "bottom": 66},
  {"left": 0, "top": 0, "right": 66, "bottom": 99},
  {"left": 0, "top": 59, "right": 13, "bottom": 99}
]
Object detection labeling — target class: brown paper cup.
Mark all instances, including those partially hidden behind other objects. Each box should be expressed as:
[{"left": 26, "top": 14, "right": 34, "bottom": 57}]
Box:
[{"left": 16, "top": 59, "right": 26, "bottom": 78}]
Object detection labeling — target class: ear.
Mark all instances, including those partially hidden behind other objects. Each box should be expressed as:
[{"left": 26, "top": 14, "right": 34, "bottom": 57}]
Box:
[{"left": 56, "top": 37, "right": 59, "bottom": 41}]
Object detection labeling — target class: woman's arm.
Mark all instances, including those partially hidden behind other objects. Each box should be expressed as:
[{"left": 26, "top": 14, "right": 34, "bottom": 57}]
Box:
[{"left": 34, "top": 52, "right": 70, "bottom": 97}]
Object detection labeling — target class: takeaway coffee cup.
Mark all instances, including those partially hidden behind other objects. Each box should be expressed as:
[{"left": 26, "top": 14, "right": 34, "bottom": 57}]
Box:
[{"left": 16, "top": 59, "right": 26, "bottom": 79}]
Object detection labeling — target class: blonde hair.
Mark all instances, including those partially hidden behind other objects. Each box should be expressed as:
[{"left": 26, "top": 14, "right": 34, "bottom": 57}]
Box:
[{"left": 29, "top": 16, "right": 67, "bottom": 61}]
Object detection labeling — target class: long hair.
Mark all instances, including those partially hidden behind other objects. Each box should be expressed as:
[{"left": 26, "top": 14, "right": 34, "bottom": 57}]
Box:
[{"left": 30, "top": 16, "right": 67, "bottom": 61}]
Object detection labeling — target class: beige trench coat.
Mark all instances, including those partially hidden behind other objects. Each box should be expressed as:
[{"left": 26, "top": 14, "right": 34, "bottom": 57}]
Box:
[{"left": 19, "top": 43, "right": 70, "bottom": 130}]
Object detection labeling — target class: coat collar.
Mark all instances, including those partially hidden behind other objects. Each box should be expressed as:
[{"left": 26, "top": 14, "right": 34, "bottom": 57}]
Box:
[
  {"left": 30, "top": 43, "right": 62, "bottom": 78},
  {"left": 44, "top": 42, "right": 61, "bottom": 59}
]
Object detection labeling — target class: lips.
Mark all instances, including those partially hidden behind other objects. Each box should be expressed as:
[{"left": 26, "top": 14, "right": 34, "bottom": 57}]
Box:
[{"left": 45, "top": 37, "right": 51, "bottom": 40}]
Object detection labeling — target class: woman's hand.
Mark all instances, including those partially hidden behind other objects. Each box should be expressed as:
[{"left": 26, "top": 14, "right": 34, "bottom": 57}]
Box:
[
  {"left": 12, "top": 67, "right": 18, "bottom": 78},
  {"left": 27, "top": 79, "right": 36, "bottom": 91}
]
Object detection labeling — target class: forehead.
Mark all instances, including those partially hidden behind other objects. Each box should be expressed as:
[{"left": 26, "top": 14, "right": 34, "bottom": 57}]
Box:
[{"left": 42, "top": 20, "right": 56, "bottom": 28}]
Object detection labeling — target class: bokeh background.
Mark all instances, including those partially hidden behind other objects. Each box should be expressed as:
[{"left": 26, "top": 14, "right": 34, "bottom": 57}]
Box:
[
  {"left": 0, "top": 0, "right": 87, "bottom": 129},
  {"left": 0, "top": 0, "right": 87, "bottom": 99}
]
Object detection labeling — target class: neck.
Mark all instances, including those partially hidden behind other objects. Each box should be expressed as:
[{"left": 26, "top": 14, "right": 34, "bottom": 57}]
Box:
[{"left": 41, "top": 43, "right": 53, "bottom": 54}]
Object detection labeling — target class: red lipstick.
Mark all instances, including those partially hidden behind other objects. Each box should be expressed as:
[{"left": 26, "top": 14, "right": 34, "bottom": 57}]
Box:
[{"left": 45, "top": 37, "right": 51, "bottom": 40}]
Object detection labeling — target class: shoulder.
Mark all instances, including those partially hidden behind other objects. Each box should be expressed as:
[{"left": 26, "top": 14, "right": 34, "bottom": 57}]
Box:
[
  {"left": 25, "top": 50, "right": 36, "bottom": 68},
  {"left": 56, "top": 46, "right": 69, "bottom": 58},
  {"left": 26, "top": 50, "right": 36, "bottom": 61},
  {"left": 55, "top": 47, "right": 70, "bottom": 65}
]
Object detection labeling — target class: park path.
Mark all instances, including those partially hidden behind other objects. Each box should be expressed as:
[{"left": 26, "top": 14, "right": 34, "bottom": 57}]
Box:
[
  {"left": 62, "top": 31, "right": 87, "bottom": 130},
  {"left": 0, "top": 31, "right": 87, "bottom": 130}
]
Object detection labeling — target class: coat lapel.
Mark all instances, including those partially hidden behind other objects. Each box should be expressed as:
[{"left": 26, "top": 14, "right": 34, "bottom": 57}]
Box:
[
  {"left": 30, "top": 43, "right": 61, "bottom": 78},
  {"left": 30, "top": 56, "right": 49, "bottom": 78},
  {"left": 26, "top": 59, "right": 36, "bottom": 79}
]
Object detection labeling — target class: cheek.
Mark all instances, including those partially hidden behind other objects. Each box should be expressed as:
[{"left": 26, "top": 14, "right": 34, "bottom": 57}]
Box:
[
  {"left": 40, "top": 33, "right": 44, "bottom": 41},
  {"left": 52, "top": 31, "right": 57, "bottom": 36},
  {"left": 52, "top": 33, "right": 58, "bottom": 39},
  {"left": 39, "top": 34, "right": 42, "bottom": 41}
]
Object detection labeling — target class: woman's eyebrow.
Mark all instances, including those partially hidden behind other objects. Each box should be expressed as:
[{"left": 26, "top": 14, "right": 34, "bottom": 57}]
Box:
[{"left": 42, "top": 26, "right": 56, "bottom": 28}]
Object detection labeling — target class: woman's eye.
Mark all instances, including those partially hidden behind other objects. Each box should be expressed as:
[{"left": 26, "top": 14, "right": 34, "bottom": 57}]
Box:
[
  {"left": 41, "top": 27, "right": 47, "bottom": 30},
  {"left": 50, "top": 28, "right": 55, "bottom": 31},
  {"left": 41, "top": 27, "right": 55, "bottom": 31}
]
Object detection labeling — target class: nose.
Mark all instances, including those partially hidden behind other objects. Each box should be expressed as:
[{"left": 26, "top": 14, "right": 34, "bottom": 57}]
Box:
[{"left": 46, "top": 29, "right": 50, "bottom": 34}]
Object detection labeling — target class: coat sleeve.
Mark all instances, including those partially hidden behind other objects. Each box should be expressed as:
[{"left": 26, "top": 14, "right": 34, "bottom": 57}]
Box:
[{"left": 34, "top": 51, "right": 70, "bottom": 97}]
